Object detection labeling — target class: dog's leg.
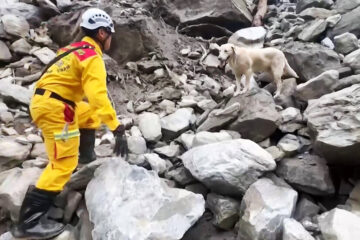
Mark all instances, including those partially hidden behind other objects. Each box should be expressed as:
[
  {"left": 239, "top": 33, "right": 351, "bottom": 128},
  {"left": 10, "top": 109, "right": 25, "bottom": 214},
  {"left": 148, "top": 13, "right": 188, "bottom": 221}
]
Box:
[
  {"left": 273, "top": 71, "right": 283, "bottom": 98},
  {"left": 240, "top": 71, "right": 252, "bottom": 94},
  {"left": 234, "top": 74, "right": 243, "bottom": 96}
]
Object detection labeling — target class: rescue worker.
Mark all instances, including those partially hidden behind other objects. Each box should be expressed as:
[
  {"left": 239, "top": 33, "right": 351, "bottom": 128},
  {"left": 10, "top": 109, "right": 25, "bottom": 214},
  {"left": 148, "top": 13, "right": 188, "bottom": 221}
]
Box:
[{"left": 11, "top": 8, "right": 128, "bottom": 239}]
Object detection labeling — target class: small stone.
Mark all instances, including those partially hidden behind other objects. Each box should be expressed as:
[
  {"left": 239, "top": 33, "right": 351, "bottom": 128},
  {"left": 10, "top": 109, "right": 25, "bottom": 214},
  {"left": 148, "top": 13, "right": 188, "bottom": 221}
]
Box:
[
  {"left": 321, "top": 37, "right": 335, "bottom": 49},
  {"left": 180, "top": 47, "right": 191, "bottom": 56},
  {"left": 334, "top": 32, "right": 359, "bottom": 55},
  {"left": 266, "top": 146, "right": 285, "bottom": 161},
  {"left": 277, "top": 134, "right": 301, "bottom": 157},
  {"left": 1, "top": 14, "right": 29, "bottom": 38},
  {"left": 127, "top": 136, "right": 147, "bottom": 154},
  {"left": 139, "top": 112, "right": 162, "bottom": 142},
  {"left": 135, "top": 101, "right": 152, "bottom": 113},
  {"left": 10, "top": 38, "right": 32, "bottom": 55},
  {"left": 137, "top": 60, "right": 162, "bottom": 74},
  {"left": 143, "top": 153, "right": 167, "bottom": 174},
  {"left": 165, "top": 166, "right": 196, "bottom": 185},
  {"left": 326, "top": 14, "right": 341, "bottom": 27},
  {"left": 26, "top": 134, "right": 43, "bottom": 143},
  {"left": 0, "top": 111, "right": 13, "bottom": 124},
  {"left": 188, "top": 51, "right": 201, "bottom": 59},
  {"left": 0, "top": 40, "right": 12, "bottom": 62},
  {"left": 32, "top": 47, "right": 56, "bottom": 64},
  {"left": 228, "top": 26, "right": 267, "bottom": 48},
  {"left": 154, "top": 143, "right": 180, "bottom": 158},
  {"left": 154, "top": 68, "right": 165, "bottom": 78},
  {"left": 159, "top": 100, "right": 176, "bottom": 114},
  {"left": 2, "top": 127, "right": 18, "bottom": 136}
]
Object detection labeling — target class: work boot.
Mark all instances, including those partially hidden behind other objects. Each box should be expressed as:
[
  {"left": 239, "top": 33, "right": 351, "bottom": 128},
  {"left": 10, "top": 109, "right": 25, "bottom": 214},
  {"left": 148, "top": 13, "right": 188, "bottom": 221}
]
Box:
[
  {"left": 79, "top": 128, "right": 97, "bottom": 164},
  {"left": 10, "top": 187, "right": 65, "bottom": 239}
]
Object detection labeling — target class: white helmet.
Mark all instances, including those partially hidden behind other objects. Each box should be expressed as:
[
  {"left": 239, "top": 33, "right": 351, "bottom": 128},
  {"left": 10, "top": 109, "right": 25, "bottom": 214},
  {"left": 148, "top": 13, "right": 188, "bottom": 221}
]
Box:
[{"left": 80, "top": 8, "right": 115, "bottom": 33}]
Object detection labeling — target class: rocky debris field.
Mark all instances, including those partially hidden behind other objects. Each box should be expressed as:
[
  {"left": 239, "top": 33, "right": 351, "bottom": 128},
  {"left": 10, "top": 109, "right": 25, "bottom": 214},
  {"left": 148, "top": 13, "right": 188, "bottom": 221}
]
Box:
[{"left": 1, "top": 0, "right": 360, "bottom": 239}]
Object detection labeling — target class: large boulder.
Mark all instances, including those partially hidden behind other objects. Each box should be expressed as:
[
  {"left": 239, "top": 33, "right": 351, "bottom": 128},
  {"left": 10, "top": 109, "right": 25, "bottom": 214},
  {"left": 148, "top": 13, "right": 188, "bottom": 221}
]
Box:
[
  {"left": 0, "top": 3, "right": 45, "bottom": 28},
  {"left": 281, "top": 41, "right": 341, "bottom": 82},
  {"left": 330, "top": 6, "right": 360, "bottom": 38},
  {"left": 334, "top": 32, "right": 359, "bottom": 55},
  {"left": 237, "top": 178, "right": 298, "bottom": 240},
  {"left": 158, "top": 0, "right": 253, "bottom": 32},
  {"left": 297, "top": 19, "right": 327, "bottom": 42},
  {"left": 276, "top": 153, "right": 335, "bottom": 195},
  {"left": 318, "top": 208, "right": 360, "bottom": 240},
  {"left": 304, "top": 84, "right": 360, "bottom": 165},
  {"left": 0, "top": 79, "right": 32, "bottom": 105},
  {"left": 1, "top": 14, "right": 29, "bottom": 38},
  {"left": 181, "top": 139, "right": 276, "bottom": 196},
  {"left": 226, "top": 89, "right": 280, "bottom": 142},
  {"left": 0, "top": 168, "right": 42, "bottom": 221},
  {"left": 344, "top": 48, "right": 360, "bottom": 71},
  {"left": 85, "top": 159, "right": 205, "bottom": 240}
]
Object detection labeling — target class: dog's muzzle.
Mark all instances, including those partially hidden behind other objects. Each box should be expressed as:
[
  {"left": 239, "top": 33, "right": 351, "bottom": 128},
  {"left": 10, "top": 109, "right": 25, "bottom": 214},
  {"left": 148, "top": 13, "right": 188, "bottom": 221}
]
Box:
[{"left": 218, "top": 56, "right": 229, "bottom": 68}]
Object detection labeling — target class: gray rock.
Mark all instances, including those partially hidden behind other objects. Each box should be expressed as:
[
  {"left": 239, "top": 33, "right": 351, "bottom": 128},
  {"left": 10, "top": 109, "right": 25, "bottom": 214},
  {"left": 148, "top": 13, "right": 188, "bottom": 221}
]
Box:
[
  {"left": 138, "top": 112, "right": 162, "bottom": 142},
  {"left": 192, "top": 131, "right": 233, "bottom": 148},
  {"left": 298, "top": 19, "right": 328, "bottom": 42},
  {"left": 334, "top": 0, "right": 360, "bottom": 14},
  {"left": 295, "top": 196, "right": 321, "bottom": 221},
  {"left": 276, "top": 153, "right": 335, "bottom": 195},
  {"left": 344, "top": 48, "right": 360, "bottom": 70},
  {"left": 154, "top": 144, "right": 180, "bottom": 158},
  {"left": 281, "top": 107, "right": 302, "bottom": 123},
  {"left": 197, "top": 99, "right": 217, "bottom": 111},
  {"left": 277, "top": 134, "right": 302, "bottom": 157},
  {"left": 142, "top": 153, "right": 167, "bottom": 174},
  {"left": 304, "top": 84, "right": 360, "bottom": 165},
  {"left": 197, "top": 102, "right": 240, "bottom": 132},
  {"left": 0, "top": 138, "right": 31, "bottom": 171},
  {"left": 321, "top": 37, "right": 335, "bottom": 49},
  {"left": 0, "top": 111, "right": 13, "bottom": 124},
  {"left": 296, "top": 0, "right": 334, "bottom": 13},
  {"left": 94, "top": 144, "right": 113, "bottom": 158},
  {"left": 296, "top": 70, "right": 339, "bottom": 101},
  {"left": 161, "top": 108, "right": 195, "bottom": 141},
  {"left": 228, "top": 27, "right": 267, "bottom": 48},
  {"left": 282, "top": 41, "right": 341, "bottom": 82},
  {"left": 206, "top": 193, "right": 240, "bottom": 230},
  {"left": 32, "top": 47, "right": 56, "bottom": 64},
  {"left": 299, "top": 8, "right": 337, "bottom": 20},
  {"left": 185, "top": 183, "right": 208, "bottom": 198},
  {"left": 226, "top": 89, "right": 280, "bottom": 142},
  {"left": 0, "top": 80, "right": 31, "bottom": 105},
  {"left": 283, "top": 218, "right": 315, "bottom": 240},
  {"left": 0, "top": 41, "right": 12, "bottom": 62},
  {"left": 318, "top": 208, "right": 360, "bottom": 240},
  {"left": 0, "top": 168, "right": 42, "bottom": 221},
  {"left": 30, "top": 142, "right": 47, "bottom": 159},
  {"left": 0, "top": 232, "right": 13, "bottom": 240},
  {"left": 137, "top": 60, "right": 162, "bottom": 74},
  {"left": 326, "top": 14, "right": 342, "bottom": 28},
  {"left": 202, "top": 54, "right": 221, "bottom": 69},
  {"left": 237, "top": 178, "right": 298, "bottom": 240},
  {"left": 22, "top": 158, "right": 48, "bottom": 169},
  {"left": 274, "top": 78, "right": 298, "bottom": 108},
  {"left": 182, "top": 139, "right": 276, "bottom": 196},
  {"left": 177, "top": 131, "right": 195, "bottom": 150},
  {"left": 266, "top": 146, "right": 285, "bottom": 161},
  {"left": 0, "top": 3, "right": 44, "bottom": 28},
  {"left": 330, "top": 6, "right": 360, "bottom": 38},
  {"left": 333, "top": 74, "right": 360, "bottom": 91},
  {"left": 159, "top": 100, "right": 176, "bottom": 114},
  {"left": 197, "top": 75, "right": 221, "bottom": 96},
  {"left": 165, "top": 166, "right": 196, "bottom": 185},
  {"left": 1, "top": 14, "right": 29, "bottom": 38},
  {"left": 63, "top": 191, "right": 82, "bottom": 224},
  {"left": 10, "top": 38, "right": 32, "bottom": 55},
  {"left": 127, "top": 136, "right": 147, "bottom": 154},
  {"left": 85, "top": 159, "right": 205, "bottom": 240},
  {"left": 334, "top": 33, "right": 359, "bottom": 55},
  {"left": 346, "top": 181, "right": 360, "bottom": 217}
]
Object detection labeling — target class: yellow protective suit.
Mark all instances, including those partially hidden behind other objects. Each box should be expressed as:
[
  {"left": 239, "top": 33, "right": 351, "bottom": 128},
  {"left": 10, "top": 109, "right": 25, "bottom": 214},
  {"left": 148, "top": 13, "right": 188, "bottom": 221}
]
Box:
[{"left": 30, "top": 36, "right": 120, "bottom": 191}]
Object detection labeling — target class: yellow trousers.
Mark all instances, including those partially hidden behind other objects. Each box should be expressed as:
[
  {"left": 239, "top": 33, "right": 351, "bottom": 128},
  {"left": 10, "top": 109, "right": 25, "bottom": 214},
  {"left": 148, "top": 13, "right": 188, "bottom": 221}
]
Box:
[{"left": 30, "top": 90, "right": 100, "bottom": 191}]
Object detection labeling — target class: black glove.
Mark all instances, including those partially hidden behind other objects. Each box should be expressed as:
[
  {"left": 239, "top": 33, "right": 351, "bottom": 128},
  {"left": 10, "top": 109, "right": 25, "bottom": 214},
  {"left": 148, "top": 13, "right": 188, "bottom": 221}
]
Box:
[{"left": 113, "top": 124, "right": 128, "bottom": 158}]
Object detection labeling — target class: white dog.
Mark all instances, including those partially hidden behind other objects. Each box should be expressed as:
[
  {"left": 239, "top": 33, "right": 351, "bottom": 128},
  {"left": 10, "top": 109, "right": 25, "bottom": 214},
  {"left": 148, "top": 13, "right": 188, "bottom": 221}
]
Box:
[{"left": 218, "top": 43, "right": 299, "bottom": 98}]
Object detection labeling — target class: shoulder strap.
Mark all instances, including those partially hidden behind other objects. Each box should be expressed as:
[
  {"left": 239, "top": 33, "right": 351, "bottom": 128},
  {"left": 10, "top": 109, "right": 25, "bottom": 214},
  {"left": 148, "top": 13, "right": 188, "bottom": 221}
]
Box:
[{"left": 40, "top": 45, "right": 94, "bottom": 77}]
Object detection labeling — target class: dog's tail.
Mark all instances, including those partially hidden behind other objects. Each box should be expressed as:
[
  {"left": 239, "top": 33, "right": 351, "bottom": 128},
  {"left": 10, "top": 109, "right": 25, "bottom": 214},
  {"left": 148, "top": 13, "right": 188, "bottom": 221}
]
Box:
[{"left": 284, "top": 59, "right": 299, "bottom": 78}]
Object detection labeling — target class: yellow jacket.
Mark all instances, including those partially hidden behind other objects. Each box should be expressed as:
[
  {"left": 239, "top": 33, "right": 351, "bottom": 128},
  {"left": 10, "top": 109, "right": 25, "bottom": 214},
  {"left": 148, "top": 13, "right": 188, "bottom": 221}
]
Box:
[{"left": 35, "top": 36, "right": 120, "bottom": 131}]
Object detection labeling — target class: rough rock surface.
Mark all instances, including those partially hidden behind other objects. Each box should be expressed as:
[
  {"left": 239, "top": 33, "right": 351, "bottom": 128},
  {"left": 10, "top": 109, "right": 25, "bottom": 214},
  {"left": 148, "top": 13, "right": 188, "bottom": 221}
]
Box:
[
  {"left": 139, "top": 112, "right": 162, "bottom": 142},
  {"left": 181, "top": 139, "right": 276, "bottom": 196},
  {"left": 283, "top": 218, "right": 315, "bottom": 240},
  {"left": 85, "top": 159, "right": 205, "bottom": 240}
]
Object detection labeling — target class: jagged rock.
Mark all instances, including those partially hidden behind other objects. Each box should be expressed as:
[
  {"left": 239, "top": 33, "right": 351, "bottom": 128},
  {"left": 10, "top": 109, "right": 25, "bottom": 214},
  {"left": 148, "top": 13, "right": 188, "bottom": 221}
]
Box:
[
  {"left": 294, "top": 196, "right": 320, "bottom": 221},
  {"left": 197, "top": 103, "right": 241, "bottom": 132},
  {"left": 137, "top": 60, "right": 162, "bottom": 74},
  {"left": 344, "top": 48, "right": 360, "bottom": 70},
  {"left": 197, "top": 75, "right": 221, "bottom": 96},
  {"left": 85, "top": 159, "right": 205, "bottom": 240},
  {"left": 277, "top": 134, "right": 301, "bottom": 157},
  {"left": 165, "top": 166, "right": 196, "bottom": 185},
  {"left": 318, "top": 208, "right": 360, "bottom": 240},
  {"left": 0, "top": 168, "right": 42, "bottom": 221},
  {"left": 226, "top": 89, "right": 280, "bottom": 142},
  {"left": 206, "top": 193, "right": 240, "bottom": 230},
  {"left": 334, "top": 0, "right": 360, "bottom": 14},
  {"left": 177, "top": 131, "right": 195, "bottom": 150},
  {"left": 159, "top": 100, "right": 176, "bottom": 114},
  {"left": 94, "top": 144, "right": 112, "bottom": 158},
  {"left": 161, "top": 108, "right": 195, "bottom": 141},
  {"left": 298, "top": 19, "right": 327, "bottom": 42},
  {"left": 0, "top": 2, "right": 44, "bottom": 28},
  {"left": 334, "top": 33, "right": 359, "bottom": 55},
  {"left": 237, "top": 178, "right": 298, "bottom": 240},
  {"left": 154, "top": 144, "right": 180, "bottom": 158},
  {"left": 32, "top": 47, "right": 56, "bottom": 64},
  {"left": 0, "top": 40, "right": 12, "bottom": 62},
  {"left": 10, "top": 38, "right": 32, "bottom": 55},
  {"left": 127, "top": 136, "right": 147, "bottom": 154},
  {"left": 142, "top": 153, "right": 167, "bottom": 175},
  {"left": 299, "top": 8, "right": 337, "bottom": 20},
  {"left": 282, "top": 41, "right": 341, "bottom": 82},
  {"left": 130, "top": 126, "right": 142, "bottom": 138},
  {"left": 266, "top": 146, "right": 285, "bottom": 161},
  {"left": 30, "top": 142, "right": 47, "bottom": 159},
  {"left": 295, "top": 70, "right": 339, "bottom": 101},
  {"left": 283, "top": 218, "right": 315, "bottom": 240},
  {"left": 326, "top": 14, "right": 342, "bottom": 28},
  {"left": 296, "top": 0, "right": 334, "bottom": 13},
  {"left": 228, "top": 26, "right": 267, "bottom": 48},
  {"left": 197, "top": 99, "right": 217, "bottom": 111},
  {"left": 281, "top": 107, "right": 302, "bottom": 123},
  {"left": 276, "top": 153, "right": 335, "bottom": 196},
  {"left": 0, "top": 138, "right": 31, "bottom": 171},
  {"left": 192, "top": 131, "right": 232, "bottom": 148},
  {"left": 330, "top": 6, "right": 360, "bottom": 38},
  {"left": 304, "top": 84, "right": 360, "bottom": 165},
  {"left": 182, "top": 139, "right": 276, "bottom": 196},
  {"left": 1, "top": 14, "right": 29, "bottom": 38},
  {"left": 333, "top": 74, "right": 360, "bottom": 91},
  {"left": 138, "top": 112, "right": 162, "bottom": 142},
  {"left": 0, "top": 111, "right": 13, "bottom": 124}
]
